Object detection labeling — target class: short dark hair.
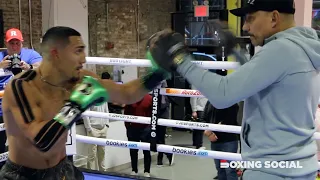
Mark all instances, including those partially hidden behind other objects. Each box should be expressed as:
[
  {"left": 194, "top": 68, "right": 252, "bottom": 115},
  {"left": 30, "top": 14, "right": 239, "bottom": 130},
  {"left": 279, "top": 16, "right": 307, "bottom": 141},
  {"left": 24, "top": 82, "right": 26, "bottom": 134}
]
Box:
[
  {"left": 41, "top": 26, "right": 81, "bottom": 50},
  {"left": 101, "top": 72, "right": 111, "bottom": 79}
]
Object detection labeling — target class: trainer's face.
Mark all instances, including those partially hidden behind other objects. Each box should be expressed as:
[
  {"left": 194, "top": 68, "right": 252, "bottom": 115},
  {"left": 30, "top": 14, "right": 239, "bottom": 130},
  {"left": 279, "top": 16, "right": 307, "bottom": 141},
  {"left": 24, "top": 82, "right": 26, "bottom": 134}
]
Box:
[
  {"left": 57, "top": 36, "right": 86, "bottom": 81},
  {"left": 242, "top": 11, "right": 277, "bottom": 46}
]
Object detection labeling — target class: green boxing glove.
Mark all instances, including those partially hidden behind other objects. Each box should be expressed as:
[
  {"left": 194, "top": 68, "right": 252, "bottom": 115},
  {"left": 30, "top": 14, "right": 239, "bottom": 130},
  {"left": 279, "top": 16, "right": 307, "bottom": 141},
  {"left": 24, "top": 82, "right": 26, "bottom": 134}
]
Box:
[
  {"left": 141, "top": 50, "right": 172, "bottom": 91},
  {"left": 54, "top": 76, "right": 109, "bottom": 129}
]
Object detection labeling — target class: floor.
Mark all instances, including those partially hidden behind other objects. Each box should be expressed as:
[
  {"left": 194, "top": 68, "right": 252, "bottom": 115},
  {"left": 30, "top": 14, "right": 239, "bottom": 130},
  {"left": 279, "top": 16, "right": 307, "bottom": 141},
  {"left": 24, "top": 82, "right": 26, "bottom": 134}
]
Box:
[{"left": 118, "top": 129, "right": 218, "bottom": 180}]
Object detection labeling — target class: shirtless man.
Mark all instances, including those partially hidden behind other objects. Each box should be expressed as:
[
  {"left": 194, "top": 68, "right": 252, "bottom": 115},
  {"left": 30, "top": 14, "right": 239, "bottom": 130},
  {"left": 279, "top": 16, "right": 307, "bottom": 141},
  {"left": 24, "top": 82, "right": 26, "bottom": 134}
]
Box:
[{"left": 0, "top": 26, "right": 169, "bottom": 180}]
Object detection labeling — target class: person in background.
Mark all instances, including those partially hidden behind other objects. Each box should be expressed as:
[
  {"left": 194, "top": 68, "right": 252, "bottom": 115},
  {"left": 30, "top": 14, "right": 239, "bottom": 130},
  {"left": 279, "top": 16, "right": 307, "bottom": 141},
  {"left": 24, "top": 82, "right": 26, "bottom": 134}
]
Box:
[
  {"left": 0, "top": 28, "right": 42, "bottom": 72},
  {"left": 203, "top": 101, "right": 239, "bottom": 180},
  {"left": 190, "top": 84, "right": 207, "bottom": 149},
  {"left": 83, "top": 72, "right": 110, "bottom": 171},
  {"left": 157, "top": 80, "right": 174, "bottom": 166},
  {"left": 0, "top": 28, "right": 42, "bottom": 168},
  {"left": 124, "top": 94, "right": 152, "bottom": 178}
]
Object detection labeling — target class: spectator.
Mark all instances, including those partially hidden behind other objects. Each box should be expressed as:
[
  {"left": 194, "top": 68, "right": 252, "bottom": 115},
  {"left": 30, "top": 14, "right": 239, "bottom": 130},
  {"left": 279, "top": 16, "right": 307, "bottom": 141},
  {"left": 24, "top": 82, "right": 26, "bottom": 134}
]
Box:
[
  {"left": 157, "top": 80, "right": 174, "bottom": 166},
  {"left": 190, "top": 84, "right": 207, "bottom": 149},
  {"left": 1, "top": 28, "right": 42, "bottom": 72},
  {"left": 0, "top": 28, "right": 42, "bottom": 168},
  {"left": 83, "top": 72, "right": 110, "bottom": 171},
  {"left": 124, "top": 94, "right": 152, "bottom": 178},
  {"left": 203, "top": 101, "right": 239, "bottom": 180}
]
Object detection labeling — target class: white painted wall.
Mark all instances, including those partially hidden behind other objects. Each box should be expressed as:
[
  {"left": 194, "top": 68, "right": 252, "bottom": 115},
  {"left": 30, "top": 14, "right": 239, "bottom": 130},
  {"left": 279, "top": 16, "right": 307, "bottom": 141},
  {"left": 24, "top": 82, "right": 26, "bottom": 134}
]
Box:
[{"left": 121, "top": 66, "right": 138, "bottom": 83}]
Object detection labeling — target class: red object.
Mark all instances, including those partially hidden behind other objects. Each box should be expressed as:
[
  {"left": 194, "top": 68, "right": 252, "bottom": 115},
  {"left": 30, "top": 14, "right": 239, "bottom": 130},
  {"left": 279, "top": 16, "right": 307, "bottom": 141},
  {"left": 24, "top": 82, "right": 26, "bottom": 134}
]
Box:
[
  {"left": 124, "top": 94, "right": 152, "bottom": 128},
  {"left": 106, "top": 41, "right": 114, "bottom": 50},
  {"left": 220, "top": 159, "right": 227, "bottom": 163},
  {"left": 194, "top": 5, "right": 209, "bottom": 17},
  {"left": 5, "top": 28, "right": 24, "bottom": 42}
]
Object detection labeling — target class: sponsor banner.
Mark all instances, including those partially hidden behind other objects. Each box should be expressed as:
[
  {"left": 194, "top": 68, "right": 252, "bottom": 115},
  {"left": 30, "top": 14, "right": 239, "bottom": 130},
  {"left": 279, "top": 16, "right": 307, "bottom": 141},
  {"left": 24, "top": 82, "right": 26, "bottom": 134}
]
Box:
[
  {"left": 150, "top": 88, "right": 160, "bottom": 151},
  {"left": 172, "top": 147, "right": 209, "bottom": 157},
  {"left": 105, "top": 140, "right": 138, "bottom": 149},
  {"left": 108, "top": 114, "right": 138, "bottom": 120},
  {"left": 175, "top": 121, "right": 209, "bottom": 129},
  {"left": 164, "top": 88, "right": 203, "bottom": 97}
]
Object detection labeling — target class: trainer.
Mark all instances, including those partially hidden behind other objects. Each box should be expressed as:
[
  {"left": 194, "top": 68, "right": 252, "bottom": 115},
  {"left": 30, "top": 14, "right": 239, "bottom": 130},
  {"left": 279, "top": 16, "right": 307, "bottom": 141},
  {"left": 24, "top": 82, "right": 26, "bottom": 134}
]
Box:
[{"left": 146, "top": 0, "right": 320, "bottom": 179}]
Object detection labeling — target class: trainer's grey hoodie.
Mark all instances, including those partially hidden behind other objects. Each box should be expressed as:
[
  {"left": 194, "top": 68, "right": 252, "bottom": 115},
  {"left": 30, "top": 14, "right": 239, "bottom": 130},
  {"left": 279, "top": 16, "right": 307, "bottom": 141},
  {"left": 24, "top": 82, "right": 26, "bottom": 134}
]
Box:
[{"left": 177, "top": 26, "right": 320, "bottom": 177}]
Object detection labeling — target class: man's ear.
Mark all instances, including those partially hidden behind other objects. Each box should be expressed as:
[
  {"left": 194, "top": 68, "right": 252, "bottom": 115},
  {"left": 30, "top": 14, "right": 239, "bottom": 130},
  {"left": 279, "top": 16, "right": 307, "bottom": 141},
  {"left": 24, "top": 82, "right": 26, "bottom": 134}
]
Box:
[
  {"left": 271, "top": 11, "right": 280, "bottom": 28},
  {"left": 50, "top": 47, "right": 59, "bottom": 59}
]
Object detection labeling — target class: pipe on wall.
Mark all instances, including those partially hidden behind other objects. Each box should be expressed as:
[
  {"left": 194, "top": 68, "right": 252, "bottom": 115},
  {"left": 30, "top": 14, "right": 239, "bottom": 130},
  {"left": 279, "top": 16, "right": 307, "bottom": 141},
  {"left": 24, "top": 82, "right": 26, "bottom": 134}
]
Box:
[
  {"left": 29, "top": 0, "right": 34, "bottom": 49},
  {"left": 136, "top": 0, "right": 140, "bottom": 58},
  {"left": 19, "top": 0, "right": 22, "bottom": 30}
]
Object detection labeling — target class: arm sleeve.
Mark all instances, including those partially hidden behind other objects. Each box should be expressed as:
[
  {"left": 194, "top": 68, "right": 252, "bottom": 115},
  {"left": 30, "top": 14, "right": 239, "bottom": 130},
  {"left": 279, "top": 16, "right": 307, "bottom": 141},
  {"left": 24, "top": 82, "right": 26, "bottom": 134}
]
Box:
[
  {"left": 26, "top": 50, "right": 42, "bottom": 64},
  {"left": 232, "top": 49, "right": 250, "bottom": 65},
  {"left": 177, "top": 41, "right": 288, "bottom": 109}
]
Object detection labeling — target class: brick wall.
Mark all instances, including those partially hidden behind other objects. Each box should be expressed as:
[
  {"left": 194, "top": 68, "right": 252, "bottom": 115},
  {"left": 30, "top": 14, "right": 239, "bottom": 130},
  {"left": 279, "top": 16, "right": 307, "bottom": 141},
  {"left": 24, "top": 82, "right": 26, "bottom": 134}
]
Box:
[
  {"left": 88, "top": 0, "right": 175, "bottom": 76},
  {"left": 0, "top": 0, "right": 42, "bottom": 50}
]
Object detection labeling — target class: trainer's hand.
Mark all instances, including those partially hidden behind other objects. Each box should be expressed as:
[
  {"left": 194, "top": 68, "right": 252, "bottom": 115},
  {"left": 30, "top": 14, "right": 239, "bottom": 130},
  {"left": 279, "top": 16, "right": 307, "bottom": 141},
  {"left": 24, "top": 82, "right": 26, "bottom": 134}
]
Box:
[{"left": 146, "top": 29, "right": 189, "bottom": 72}]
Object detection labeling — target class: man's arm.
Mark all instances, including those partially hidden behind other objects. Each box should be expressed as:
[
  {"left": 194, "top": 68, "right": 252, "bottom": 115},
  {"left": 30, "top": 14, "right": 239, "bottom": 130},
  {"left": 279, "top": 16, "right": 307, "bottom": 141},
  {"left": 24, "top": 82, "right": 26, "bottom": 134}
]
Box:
[
  {"left": 177, "top": 40, "right": 289, "bottom": 109},
  {"left": 82, "top": 70, "right": 161, "bottom": 105},
  {"left": 190, "top": 85, "right": 197, "bottom": 113},
  {"left": 3, "top": 75, "right": 107, "bottom": 152},
  {"left": 2, "top": 81, "right": 67, "bottom": 148}
]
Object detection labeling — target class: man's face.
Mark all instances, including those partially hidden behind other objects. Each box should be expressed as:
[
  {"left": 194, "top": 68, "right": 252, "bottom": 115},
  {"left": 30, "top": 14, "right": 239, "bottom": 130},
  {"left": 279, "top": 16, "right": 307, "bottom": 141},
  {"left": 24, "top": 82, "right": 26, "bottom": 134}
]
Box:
[
  {"left": 242, "top": 11, "right": 277, "bottom": 46},
  {"left": 54, "top": 36, "right": 86, "bottom": 82},
  {"left": 5, "top": 39, "right": 22, "bottom": 55}
]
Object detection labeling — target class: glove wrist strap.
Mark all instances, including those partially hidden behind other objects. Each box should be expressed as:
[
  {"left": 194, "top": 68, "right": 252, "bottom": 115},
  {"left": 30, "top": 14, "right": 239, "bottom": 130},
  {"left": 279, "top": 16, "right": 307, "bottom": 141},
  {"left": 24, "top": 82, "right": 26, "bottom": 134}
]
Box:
[{"left": 54, "top": 102, "right": 83, "bottom": 129}]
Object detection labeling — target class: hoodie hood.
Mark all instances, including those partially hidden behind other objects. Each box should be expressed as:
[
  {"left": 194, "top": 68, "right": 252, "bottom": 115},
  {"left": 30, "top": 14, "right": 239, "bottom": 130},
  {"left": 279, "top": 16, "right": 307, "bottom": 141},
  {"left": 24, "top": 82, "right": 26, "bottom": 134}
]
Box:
[{"left": 264, "top": 27, "right": 320, "bottom": 70}]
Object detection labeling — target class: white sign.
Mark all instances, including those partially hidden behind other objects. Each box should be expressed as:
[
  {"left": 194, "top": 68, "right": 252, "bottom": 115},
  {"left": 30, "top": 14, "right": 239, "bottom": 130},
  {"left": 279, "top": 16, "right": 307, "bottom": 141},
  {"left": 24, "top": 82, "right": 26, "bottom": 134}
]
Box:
[{"left": 66, "top": 125, "right": 76, "bottom": 155}]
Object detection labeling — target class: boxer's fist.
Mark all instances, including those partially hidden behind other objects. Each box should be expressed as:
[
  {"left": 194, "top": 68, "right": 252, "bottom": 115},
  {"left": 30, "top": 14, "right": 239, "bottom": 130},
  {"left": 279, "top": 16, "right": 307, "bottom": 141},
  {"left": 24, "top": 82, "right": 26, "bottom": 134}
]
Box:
[
  {"left": 54, "top": 76, "right": 109, "bottom": 129},
  {"left": 70, "top": 76, "right": 109, "bottom": 110},
  {"left": 146, "top": 29, "right": 189, "bottom": 72}
]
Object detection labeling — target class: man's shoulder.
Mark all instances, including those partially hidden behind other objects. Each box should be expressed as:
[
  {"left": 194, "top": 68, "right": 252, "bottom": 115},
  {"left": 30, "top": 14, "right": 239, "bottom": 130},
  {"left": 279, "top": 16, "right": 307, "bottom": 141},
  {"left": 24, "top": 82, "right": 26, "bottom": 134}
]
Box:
[
  {"left": 20, "top": 48, "right": 37, "bottom": 54},
  {"left": 263, "top": 37, "right": 300, "bottom": 52},
  {"left": 12, "top": 70, "right": 37, "bottom": 80},
  {"left": 3, "top": 70, "right": 37, "bottom": 103}
]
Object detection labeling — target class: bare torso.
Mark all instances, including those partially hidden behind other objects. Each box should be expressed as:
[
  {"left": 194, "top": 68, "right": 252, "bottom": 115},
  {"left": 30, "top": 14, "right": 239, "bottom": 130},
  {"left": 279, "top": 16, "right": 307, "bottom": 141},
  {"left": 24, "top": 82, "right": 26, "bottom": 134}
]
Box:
[{"left": 5, "top": 70, "right": 77, "bottom": 169}]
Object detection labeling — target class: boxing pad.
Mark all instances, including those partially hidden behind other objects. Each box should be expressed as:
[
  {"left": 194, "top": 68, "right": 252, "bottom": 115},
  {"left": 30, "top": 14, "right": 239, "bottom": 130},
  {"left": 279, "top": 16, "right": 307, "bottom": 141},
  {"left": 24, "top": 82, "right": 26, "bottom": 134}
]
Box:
[{"left": 147, "top": 29, "right": 189, "bottom": 72}]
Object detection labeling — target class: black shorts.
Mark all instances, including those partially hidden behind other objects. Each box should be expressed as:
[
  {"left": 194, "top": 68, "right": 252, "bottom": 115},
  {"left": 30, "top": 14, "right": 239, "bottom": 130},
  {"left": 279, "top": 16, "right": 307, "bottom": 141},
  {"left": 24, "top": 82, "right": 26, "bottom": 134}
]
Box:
[{"left": 0, "top": 157, "right": 84, "bottom": 180}]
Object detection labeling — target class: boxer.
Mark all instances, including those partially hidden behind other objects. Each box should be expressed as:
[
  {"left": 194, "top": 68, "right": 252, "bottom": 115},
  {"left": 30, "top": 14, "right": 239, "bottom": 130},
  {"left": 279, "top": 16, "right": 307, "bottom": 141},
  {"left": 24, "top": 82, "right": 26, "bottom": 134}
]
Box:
[
  {"left": 147, "top": 0, "right": 320, "bottom": 179},
  {"left": 0, "top": 26, "right": 169, "bottom": 180}
]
